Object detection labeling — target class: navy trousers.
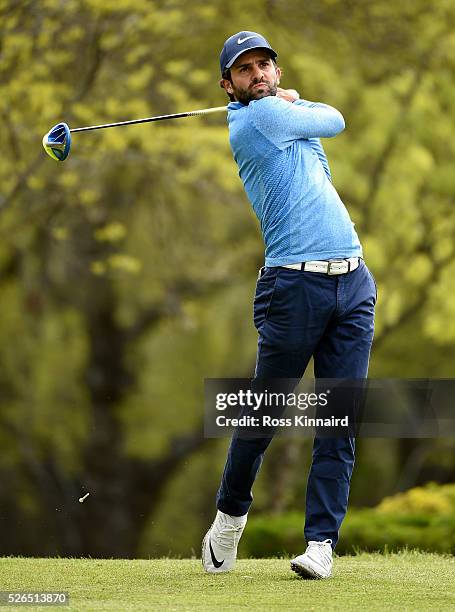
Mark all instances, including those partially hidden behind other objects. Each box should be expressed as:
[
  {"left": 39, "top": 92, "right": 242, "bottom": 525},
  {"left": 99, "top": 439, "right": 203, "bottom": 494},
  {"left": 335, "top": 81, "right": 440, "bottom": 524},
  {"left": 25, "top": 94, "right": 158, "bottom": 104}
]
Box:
[{"left": 216, "top": 259, "right": 376, "bottom": 547}]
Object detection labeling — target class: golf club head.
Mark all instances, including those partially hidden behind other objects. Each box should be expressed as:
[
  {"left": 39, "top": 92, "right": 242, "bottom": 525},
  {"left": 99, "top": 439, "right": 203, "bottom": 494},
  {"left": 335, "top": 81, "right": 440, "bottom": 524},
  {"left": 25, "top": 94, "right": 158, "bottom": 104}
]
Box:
[{"left": 42, "top": 122, "right": 71, "bottom": 161}]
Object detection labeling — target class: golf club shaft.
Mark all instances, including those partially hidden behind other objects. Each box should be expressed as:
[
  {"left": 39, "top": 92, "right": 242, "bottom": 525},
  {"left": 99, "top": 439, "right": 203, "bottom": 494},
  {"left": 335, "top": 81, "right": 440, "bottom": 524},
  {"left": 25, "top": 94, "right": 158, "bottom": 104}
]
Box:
[{"left": 69, "top": 106, "right": 228, "bottom": 133}]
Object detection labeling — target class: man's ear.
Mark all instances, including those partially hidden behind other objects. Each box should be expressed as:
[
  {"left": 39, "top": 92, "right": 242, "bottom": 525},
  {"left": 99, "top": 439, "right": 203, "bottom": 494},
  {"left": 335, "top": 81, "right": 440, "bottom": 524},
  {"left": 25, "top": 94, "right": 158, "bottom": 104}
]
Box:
[
  {"left": 219, "top": 78, "right": 234, "bottom": 95},
  {"left": 275, "top": 66, "right": 282, "bottom": 85}
]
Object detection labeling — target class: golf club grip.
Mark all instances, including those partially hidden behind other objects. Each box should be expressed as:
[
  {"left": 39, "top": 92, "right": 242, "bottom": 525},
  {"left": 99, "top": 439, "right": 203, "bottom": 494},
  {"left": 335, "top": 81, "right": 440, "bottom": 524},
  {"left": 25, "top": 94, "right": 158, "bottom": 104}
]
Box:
[{"left": 69, "top": 107, "right": 228, "bottom": 133}]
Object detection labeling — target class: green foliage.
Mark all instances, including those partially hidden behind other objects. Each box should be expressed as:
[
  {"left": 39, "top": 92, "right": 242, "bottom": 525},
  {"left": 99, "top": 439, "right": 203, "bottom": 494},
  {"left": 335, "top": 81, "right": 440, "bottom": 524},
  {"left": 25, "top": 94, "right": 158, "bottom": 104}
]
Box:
[
  {"left": 1, "top": 0, "right": 455, "bottom": 556},
  {"left": 241, "top": 484, "right": 455, "bottom": 557},
  {"left": 377, "top": 482, "right": 455, "bottom": 515}
]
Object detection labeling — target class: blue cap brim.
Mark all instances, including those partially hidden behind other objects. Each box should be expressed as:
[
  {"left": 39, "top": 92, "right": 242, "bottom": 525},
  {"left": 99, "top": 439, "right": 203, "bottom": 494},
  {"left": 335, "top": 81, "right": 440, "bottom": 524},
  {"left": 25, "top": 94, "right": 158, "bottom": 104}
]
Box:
[{"left": 224, "top": 46, "right": 277, "bottom": 71}]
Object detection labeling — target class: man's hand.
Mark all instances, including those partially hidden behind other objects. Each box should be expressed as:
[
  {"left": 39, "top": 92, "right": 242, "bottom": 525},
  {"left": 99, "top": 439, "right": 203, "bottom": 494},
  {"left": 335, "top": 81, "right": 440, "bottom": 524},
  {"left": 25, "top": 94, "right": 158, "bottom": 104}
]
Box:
[{"left": 276, "top": 87, "right": 300, "bottom": 103}]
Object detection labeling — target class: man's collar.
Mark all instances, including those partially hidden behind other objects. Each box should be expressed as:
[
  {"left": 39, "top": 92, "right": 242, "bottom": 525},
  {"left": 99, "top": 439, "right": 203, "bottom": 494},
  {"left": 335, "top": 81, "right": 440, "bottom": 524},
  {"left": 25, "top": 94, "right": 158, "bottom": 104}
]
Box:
[{"left": 227, "top": 101, "right": 245, "bottom": 110}]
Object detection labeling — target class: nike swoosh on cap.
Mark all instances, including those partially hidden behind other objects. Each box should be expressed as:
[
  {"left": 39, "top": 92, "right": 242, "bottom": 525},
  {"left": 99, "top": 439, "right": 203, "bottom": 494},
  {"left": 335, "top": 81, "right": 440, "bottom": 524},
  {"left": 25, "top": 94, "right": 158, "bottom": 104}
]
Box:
[
  {"left": 209, "top": 539, "right": 224, "bottom": 568},
  {"left": 237, "top": 35, "right": 257, "bottom": 44}
]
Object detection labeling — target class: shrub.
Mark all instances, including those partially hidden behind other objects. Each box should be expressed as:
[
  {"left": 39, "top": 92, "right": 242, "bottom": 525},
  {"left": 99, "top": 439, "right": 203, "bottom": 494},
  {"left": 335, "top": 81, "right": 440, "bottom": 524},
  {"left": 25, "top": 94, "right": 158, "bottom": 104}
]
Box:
[{"left": 240, "top": 483, "right": 455, "bottom": 557}]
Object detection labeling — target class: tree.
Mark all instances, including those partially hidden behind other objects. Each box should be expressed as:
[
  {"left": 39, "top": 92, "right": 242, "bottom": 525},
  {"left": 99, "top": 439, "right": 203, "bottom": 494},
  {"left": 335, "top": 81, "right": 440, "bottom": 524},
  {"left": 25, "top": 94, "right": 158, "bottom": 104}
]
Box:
[{"left": 1, "top": 0, "right": 455, "bottom": 556}]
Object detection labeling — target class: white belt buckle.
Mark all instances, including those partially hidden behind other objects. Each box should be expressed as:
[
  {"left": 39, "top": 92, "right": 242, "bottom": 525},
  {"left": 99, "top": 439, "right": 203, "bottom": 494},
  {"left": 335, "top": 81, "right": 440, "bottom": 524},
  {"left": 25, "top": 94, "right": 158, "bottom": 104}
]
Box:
[{"left": 327, "top": 259, "right": 345, "bottom": 275}]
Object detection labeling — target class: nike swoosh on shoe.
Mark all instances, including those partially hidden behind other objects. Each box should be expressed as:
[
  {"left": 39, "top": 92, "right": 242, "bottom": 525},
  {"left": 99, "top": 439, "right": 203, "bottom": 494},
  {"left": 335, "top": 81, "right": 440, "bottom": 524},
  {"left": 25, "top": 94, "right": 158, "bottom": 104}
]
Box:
[{"left": 209, "top": 538, "right": 224, "bottom": 568}]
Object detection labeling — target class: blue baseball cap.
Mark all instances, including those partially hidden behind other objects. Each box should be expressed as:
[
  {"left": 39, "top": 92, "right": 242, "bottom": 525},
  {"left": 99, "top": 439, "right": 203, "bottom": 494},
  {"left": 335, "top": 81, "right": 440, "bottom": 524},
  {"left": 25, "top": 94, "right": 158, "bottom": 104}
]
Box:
[{"left": 220, "top": 31, "right": 277, "bottom": 75}]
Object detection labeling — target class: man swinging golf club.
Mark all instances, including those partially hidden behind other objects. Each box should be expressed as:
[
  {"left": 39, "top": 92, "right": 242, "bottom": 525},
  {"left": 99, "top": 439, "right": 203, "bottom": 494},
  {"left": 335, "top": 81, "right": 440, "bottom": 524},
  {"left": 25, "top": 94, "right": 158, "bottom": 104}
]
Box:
[{"left": 202, "top": 31, "right": 377, "bottom": 579}]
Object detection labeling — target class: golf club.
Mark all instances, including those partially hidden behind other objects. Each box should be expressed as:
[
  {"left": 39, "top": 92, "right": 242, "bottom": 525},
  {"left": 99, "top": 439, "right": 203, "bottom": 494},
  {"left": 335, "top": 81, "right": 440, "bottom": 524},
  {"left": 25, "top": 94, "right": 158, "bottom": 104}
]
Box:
[{"left": 42, "top": 106, "right": 228, "bottom": 161}]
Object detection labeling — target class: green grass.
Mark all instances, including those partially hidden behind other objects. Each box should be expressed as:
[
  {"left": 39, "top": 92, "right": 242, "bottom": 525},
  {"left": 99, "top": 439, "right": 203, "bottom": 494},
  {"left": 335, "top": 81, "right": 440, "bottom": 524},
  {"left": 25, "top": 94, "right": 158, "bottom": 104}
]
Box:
[{"left": 1, "top": 552, "right": 454, "bottom": 611}]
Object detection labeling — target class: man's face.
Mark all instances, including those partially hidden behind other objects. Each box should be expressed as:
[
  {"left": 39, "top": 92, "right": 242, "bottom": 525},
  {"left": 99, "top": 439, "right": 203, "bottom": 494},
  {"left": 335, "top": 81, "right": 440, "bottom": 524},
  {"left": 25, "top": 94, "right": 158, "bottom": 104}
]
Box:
[{"left": 220, "top": 50, "right": 281, "bottom": 105}]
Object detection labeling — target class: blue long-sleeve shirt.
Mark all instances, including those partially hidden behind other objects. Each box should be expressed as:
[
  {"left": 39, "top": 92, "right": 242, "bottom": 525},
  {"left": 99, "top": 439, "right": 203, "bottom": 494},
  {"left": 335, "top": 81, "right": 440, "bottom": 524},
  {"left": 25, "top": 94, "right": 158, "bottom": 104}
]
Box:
[{"left": 227, "top": 96, "right": 362, "bottom": 266}]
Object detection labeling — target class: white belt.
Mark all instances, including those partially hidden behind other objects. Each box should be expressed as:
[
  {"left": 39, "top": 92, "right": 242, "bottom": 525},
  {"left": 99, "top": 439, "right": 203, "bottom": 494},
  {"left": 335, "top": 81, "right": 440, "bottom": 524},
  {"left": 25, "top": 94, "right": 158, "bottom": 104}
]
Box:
[{"left": 282, "top": 257, "right": 360, "bottom": 275}]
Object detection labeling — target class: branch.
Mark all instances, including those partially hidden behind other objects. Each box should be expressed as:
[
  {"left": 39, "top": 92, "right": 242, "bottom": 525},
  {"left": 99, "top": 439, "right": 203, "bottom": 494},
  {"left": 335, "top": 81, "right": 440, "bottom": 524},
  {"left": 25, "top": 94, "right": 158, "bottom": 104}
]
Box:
[
  {"left": 1, "top": 108, "right": 22, "bottom": 160},
  {"left": 126, "top": 276, "right": 229, "bottom": 342},
  {"left": 71, "top": 24, "right": 104, "bottom": 104},
  {"left": 0, "top": 154, "right": 46, "bottom": 213},
  {"left": 131, "top": 424, "right": 209, "bottom": 509},
  {"left": 0, "top": 417, "right": 81, "bottom": 550},
  {"left": 373, "top": 185, "right": 453, "bottom": 350},
  {"left": 361, "top": 65, "right": 425, "bottom": 233}
]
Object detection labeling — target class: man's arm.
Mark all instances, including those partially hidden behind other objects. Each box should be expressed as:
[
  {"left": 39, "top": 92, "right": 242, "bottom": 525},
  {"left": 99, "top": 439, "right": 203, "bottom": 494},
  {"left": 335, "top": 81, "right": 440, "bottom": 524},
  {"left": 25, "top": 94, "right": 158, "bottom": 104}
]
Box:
[
  {"left": 266, "top": 91, "right": 334, "bottom": 180},
  {"left": 288, "top": 96, "right": 333, "bottom": 180},
  {"left": 306, "top": 137, "right": 332, "bottom": 181},
  {"left": 249, "top": 95, "right": 345, "bottom": 151}
]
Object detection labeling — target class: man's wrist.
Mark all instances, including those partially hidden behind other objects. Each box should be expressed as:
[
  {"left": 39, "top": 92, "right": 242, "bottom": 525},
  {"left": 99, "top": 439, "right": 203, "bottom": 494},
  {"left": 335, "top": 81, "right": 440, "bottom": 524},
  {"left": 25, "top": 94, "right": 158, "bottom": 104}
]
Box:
[
  {"left": 276, "top": 87, "right": 300, "bottom": 103},
  {"left": 287, "top": 89, "right": 300, "bottom": 102}
]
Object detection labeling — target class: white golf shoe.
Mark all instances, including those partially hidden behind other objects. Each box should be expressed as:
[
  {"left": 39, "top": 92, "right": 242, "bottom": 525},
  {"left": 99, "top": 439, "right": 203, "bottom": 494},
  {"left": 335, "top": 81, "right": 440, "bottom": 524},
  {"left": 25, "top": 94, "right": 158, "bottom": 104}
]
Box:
[
  {"left": 290, "top": 539, "right": 333, "bottom": 579},
  {"left": 202, "top": 510, "right": 247, "bottom": 573}
]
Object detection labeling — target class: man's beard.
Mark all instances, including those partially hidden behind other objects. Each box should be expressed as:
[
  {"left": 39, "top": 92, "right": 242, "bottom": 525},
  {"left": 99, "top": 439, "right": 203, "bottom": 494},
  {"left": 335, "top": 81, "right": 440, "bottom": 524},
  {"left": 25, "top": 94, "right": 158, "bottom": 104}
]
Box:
[{"left": 232, "top": 79, "right": 278, "bottom": 105}]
